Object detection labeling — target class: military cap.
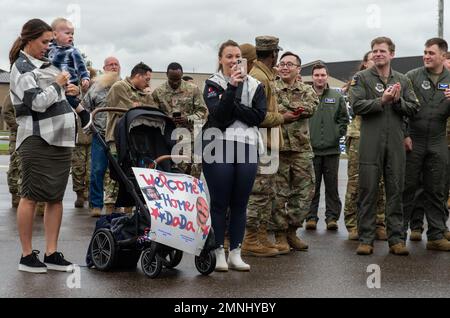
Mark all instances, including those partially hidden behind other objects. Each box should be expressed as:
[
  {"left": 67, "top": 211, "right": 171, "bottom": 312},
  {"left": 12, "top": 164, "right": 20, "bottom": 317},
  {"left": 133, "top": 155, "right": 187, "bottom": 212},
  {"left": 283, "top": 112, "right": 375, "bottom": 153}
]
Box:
[
  {"left": 255, "top": 36, "right": 283, "bottom": 51},
  {"left": 239, "top": 43, "right": 257, "bottom": 62}
]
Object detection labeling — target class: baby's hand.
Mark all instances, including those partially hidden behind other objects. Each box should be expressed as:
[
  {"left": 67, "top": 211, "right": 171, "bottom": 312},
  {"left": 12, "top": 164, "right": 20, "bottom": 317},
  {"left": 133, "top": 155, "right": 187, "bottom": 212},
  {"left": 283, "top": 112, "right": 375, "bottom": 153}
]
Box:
[{"left": 81, "top": 79, "right": 90, "bottom": 91}]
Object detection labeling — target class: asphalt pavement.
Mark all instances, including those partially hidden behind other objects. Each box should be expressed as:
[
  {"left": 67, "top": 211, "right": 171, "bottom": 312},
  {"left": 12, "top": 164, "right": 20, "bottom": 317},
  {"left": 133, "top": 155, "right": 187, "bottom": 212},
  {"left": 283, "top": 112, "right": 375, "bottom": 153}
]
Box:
[{"left": 0, "top": 155, "right": 449, "bottom": 298}]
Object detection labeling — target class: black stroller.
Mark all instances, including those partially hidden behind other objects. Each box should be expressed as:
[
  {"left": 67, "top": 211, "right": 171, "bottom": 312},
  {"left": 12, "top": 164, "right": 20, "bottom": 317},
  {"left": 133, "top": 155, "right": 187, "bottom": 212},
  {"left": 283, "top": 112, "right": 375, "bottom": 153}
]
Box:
[{"left": 86, "top": 106, "right": 216, "bottom": 278}]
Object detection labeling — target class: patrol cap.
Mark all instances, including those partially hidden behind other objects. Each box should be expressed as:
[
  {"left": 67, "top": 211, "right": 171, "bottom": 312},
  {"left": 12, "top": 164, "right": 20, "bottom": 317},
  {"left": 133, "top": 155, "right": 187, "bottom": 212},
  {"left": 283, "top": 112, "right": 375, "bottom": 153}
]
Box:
[
  {"left": 239, "top": 43, "right": 257, "bottom": 62},
  {"left": 255, "top": 36, "right": 283, "bottom": 51}
]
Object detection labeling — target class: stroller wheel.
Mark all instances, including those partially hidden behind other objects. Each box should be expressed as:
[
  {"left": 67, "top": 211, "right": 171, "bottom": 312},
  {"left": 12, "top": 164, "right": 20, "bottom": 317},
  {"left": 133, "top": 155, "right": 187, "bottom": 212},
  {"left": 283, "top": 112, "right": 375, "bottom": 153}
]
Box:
[
  {"left": 163, "top": 249, "right": 183, "bottom": 269},
  {"left": 91, "top": 229, "right": 116, "bottom": 271},
  {"left": 141, "top": 247, "right": 162, "bottom": 278},
  {"left": 195, "top": 250, "right": 216, "bottom": 276}
]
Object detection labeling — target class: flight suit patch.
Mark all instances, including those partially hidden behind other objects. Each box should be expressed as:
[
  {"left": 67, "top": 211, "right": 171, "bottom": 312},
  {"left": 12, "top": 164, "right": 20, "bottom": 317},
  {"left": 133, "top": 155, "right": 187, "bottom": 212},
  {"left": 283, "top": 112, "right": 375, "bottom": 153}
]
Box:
[
  {"left": 375, "top": 83, "right": 384, "bottom": 93},
  {"left": 421, "top": 80, "right": 431, "bottom": 90},
  {"left": 438, "top": 83, "right": 449, "bottom": 90}
]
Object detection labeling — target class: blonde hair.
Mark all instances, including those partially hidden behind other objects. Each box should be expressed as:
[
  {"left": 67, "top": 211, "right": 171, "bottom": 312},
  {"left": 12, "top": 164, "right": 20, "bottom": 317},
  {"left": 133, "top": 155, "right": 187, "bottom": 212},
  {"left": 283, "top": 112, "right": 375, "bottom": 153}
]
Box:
[{"left": 51, "top": 17, "right": 72, "bottom": 30}]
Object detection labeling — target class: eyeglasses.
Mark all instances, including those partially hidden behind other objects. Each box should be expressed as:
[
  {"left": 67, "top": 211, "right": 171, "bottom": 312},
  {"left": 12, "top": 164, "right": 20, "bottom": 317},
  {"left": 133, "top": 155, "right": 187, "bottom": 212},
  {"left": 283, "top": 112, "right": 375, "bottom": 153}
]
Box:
[{"left": 279, "top": 62, "right": 299, "bottom": 68}]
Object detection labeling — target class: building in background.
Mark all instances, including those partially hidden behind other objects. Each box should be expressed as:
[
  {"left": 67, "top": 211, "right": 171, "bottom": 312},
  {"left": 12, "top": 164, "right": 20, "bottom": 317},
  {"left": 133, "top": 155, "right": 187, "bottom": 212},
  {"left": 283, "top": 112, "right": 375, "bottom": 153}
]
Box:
[
  {"left": 0, "top": 69, "right": 11, "bottom": 130},
  {"left": 301, "top": 56, "right": 423, "bottom": 87}
]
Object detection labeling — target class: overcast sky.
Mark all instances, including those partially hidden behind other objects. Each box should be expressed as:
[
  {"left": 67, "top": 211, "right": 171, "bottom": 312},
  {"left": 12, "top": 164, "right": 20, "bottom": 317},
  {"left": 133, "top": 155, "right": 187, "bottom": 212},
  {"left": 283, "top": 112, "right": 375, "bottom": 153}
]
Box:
[{"left": 1, "top": 0, "right": 449, "bottom": 75}]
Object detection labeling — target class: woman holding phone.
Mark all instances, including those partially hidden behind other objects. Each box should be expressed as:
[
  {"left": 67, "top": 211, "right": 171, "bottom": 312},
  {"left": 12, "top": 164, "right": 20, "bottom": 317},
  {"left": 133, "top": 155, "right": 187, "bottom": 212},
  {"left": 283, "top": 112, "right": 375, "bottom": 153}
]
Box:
[{"left": 201, "top": 40, "right": 267, "bottom": 272}]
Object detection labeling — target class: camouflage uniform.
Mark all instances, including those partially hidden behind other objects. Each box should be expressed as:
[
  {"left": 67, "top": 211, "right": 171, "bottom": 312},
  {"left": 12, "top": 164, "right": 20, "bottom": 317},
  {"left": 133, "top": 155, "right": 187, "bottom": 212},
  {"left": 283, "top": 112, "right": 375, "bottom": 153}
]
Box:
[
  {"left": 271, "top": 79, "right": 318, "bottom": 230},
  {"left": 152, "top": 80, "right": 208, "bottom": 178},
  {"left": 246, "top": 60, "right": 284, "bottom": 230},
  {"left": 105, "top": 77, "right": 157, "bottom": 208},
  {"left": 344, "top": 115, "right": 386, "bottom": 230},
  {"left": 71, "top": 120, "right": 91, "bottom": 199},
  {"left": 2, "top": 95, "right": 20, "bottom": 200},
  {"left": 103, "top": 143, "right": 120, "bottom": 206}
]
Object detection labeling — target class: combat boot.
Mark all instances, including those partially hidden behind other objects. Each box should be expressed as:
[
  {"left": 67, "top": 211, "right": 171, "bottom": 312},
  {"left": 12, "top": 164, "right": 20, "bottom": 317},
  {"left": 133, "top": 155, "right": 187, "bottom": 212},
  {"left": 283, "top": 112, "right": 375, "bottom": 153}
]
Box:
[
  {"left": 447, "top": 196, "right": 450, "bottom": 209},
  {"left": 326, "top": 220, "right": 338, "bottom": 231},
  {"left": 89, "top": 207, "right": 102, "bottom": 217},
  {"left": 426, "top": 239, "right": 450, "bottom": 251},
  {"left": 356, "top": 244, "right": 373, "bottom": 255},
  {"left": 444, "top": 230, "right": 450, "bottom": 241},
  {"left": 35, "top": 202, "right": 45, "bottom": 216},
  {"left": 305, "top": 219, "right": 317, "bottom": 230},
  {"left": 241, "top": 228, "right": 279, "bottom": 257},
  {"left": 124, "top": 207, "right": 133, "bottom": 214},
  {"left": 12, "top": 194, "right": 20, "bottom": 208},
  {"left": 389, "top": 242, "right": 409, "bottom": 256},
  {"left": 375, "top": 226, "right": 388, "bottom": 241},
  {"left": 348, "top": 228, "right": 359, "bottom": 241},
  {"left": 257, "top": 225, "right": 281, "bottom": 254},
  {"left": 274, "top": 231, "right": 291, "bottom": 254},
  {"left": 74, "top": 191, "right": 85, "bottom": 208},
  {"left": 287, "top": 226, "right": 308, "bottom": 251},
  {"left": 223, "top": 237, "right": 230, "bottom": 253},
  {"left": 409, "top": 230, "right": 422, "bottom": 241},
  {"left": 104, "top": 204, "right": 115, "bottom": 214}
]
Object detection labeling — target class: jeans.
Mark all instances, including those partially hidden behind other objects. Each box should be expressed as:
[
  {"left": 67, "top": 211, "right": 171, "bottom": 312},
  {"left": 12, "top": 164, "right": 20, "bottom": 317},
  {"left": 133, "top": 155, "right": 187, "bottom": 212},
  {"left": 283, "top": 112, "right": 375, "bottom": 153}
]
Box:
[{"left": 89, "top": 134, "right": 109, "bottom": 208}]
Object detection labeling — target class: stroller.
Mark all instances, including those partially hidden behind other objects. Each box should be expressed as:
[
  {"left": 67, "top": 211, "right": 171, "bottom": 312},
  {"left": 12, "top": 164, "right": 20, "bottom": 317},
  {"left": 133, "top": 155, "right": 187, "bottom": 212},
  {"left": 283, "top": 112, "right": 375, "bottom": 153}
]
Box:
[{"left": 86, "top": 106, "right": 216, "bottom": 278}]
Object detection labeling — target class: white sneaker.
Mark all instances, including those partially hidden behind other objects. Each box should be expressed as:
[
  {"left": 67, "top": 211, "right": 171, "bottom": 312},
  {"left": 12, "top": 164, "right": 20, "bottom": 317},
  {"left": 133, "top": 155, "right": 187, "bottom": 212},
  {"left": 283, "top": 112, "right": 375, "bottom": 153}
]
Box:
[
  {"left": 214, "top": 247, "right": 228, "bottom": 272},
  {"left": 228, "top": 247, "right": 250, "bottom": 271}
]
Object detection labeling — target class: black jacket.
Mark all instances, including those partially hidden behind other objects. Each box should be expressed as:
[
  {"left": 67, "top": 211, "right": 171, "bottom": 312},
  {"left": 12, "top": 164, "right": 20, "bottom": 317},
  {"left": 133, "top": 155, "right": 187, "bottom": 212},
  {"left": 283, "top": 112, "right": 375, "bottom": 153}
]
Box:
[{"left": 202, "top": 80, "right": 267, "bottom": 131}]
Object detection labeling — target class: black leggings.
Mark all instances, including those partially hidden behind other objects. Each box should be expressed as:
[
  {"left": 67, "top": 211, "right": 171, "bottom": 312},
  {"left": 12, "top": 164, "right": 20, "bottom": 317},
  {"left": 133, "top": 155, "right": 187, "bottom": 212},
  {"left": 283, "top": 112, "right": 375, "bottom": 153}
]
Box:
[{"left": 202, "top": 140, "right": 258, "bottom": 250}]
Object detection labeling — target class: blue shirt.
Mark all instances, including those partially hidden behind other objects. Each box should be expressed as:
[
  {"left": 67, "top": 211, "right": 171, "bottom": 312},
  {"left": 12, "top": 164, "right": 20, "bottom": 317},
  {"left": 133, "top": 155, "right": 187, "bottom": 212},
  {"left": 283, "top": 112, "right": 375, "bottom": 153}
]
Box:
[{"left": 48, "top": 42, "right": 90, "bottom": 84}]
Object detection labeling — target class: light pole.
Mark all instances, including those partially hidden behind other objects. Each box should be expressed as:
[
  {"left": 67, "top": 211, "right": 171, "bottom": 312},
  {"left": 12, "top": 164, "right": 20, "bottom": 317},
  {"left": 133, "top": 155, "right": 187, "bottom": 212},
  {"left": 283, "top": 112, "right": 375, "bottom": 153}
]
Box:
[{"left": 438, "top": 0, "right": 444, "bottom": 38}]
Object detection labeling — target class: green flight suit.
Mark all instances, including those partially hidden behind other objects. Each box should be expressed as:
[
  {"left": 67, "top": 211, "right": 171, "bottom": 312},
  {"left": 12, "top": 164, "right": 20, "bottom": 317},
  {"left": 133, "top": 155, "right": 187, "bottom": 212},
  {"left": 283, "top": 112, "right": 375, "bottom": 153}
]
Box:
[
  {"left": 349, "top": 67, "right": 419, "bottom": 246},
  {"left": 403, "top": 67, "right": 450, "bottom": 240}
]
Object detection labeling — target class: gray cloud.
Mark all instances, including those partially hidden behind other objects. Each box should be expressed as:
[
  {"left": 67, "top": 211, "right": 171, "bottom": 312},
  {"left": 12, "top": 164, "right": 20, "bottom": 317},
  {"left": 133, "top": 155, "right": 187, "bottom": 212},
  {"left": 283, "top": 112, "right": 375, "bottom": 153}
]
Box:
[{"left": 1, "top": 0, "right": 448, "bottom": 76}]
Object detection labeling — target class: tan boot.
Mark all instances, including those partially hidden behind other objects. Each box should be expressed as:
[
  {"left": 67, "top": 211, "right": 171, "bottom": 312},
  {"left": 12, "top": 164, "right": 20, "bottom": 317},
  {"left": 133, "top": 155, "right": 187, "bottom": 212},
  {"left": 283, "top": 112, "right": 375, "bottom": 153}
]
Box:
[
  {"left": 326, "top": 220, "right": 338, "bottom": 231},
  {"left": 375, "top": 226, "right": 388, "bottom": 241},
  {"left": 274, "top": 232, "right": 291, "bottom": 254},
  {"left": 241, "top": 228, "right": 279, "bottom": 257},
  {"left": 257, "top": 225, "right": 281, "bottom": 254},
  {"left": 35, "top": 202, "right": 45, "bottom": 216},
  {"left": 12, "top": 194, "right": 20, "bottom": 208},
  {"left": 287, "top": 226, "right": 308, "bottom": 251},
  {"left": 104, "top": 204, "right": 115, "bottom": 214},
  {"left": 356, "top": 244, "right": 373, "bottom": 255},
  {"left": 223, "top": 237, "right": 230, "bottom": 253},
  {"left": 444, "top": 230, "right": 450, "bottom": 241},
  {"left": 409, "top": 230, "right": 423, "bottom": 241},
  {"left": 74, "top": 191, "right": 85, "bottom": 208},
  {"left": 389, "top": 242, "right": 409, "bottom": 256},
  {"left": 426, "top": 239, "right": 450, "bottom": 251},
  {"left": 447, "top": 196, "right": 450, "bottom": 209},
  {"left": 90, "top": 207, "right": 102, "bottom": 217},
  {"left": 305, "top": 219, "right": 317, "bottom": 230},
  {"left": 348, "top": 228, "right": 359, "bottom": 241},
  {"left": 124, "top": 207, "right": 133, "bottom": 214}
]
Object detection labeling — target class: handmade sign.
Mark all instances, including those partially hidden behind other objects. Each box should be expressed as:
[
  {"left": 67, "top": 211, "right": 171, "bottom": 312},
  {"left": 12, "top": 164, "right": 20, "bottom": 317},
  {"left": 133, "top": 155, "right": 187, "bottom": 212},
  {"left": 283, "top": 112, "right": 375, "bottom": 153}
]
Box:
[{"left": 132, "top": 168, "right": 211, "bottom": 256}]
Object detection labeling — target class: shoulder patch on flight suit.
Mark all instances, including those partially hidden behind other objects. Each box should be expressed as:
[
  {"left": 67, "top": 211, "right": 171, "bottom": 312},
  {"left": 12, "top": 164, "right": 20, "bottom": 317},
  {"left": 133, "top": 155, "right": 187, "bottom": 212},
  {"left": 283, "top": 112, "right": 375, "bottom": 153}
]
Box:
[
  {"left": 350, "top": 75, "right": 358, "bottom": 86},
  {"left": 438, "top": 83, "right": 449, "bottom": 90},
  {"left": 375, "top": 83, "right": 385, "bottom": 93},
  {"left": 421, "top": 80, "right": 431, "bottom": 90}
]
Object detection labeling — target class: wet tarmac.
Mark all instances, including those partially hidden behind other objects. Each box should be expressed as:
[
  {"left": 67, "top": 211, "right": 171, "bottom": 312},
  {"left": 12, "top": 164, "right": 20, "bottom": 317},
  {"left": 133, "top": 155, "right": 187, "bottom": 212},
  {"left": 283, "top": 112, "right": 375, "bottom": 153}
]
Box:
[{"left": 0, "top": 155, "right": 449, "bottom": 298}]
